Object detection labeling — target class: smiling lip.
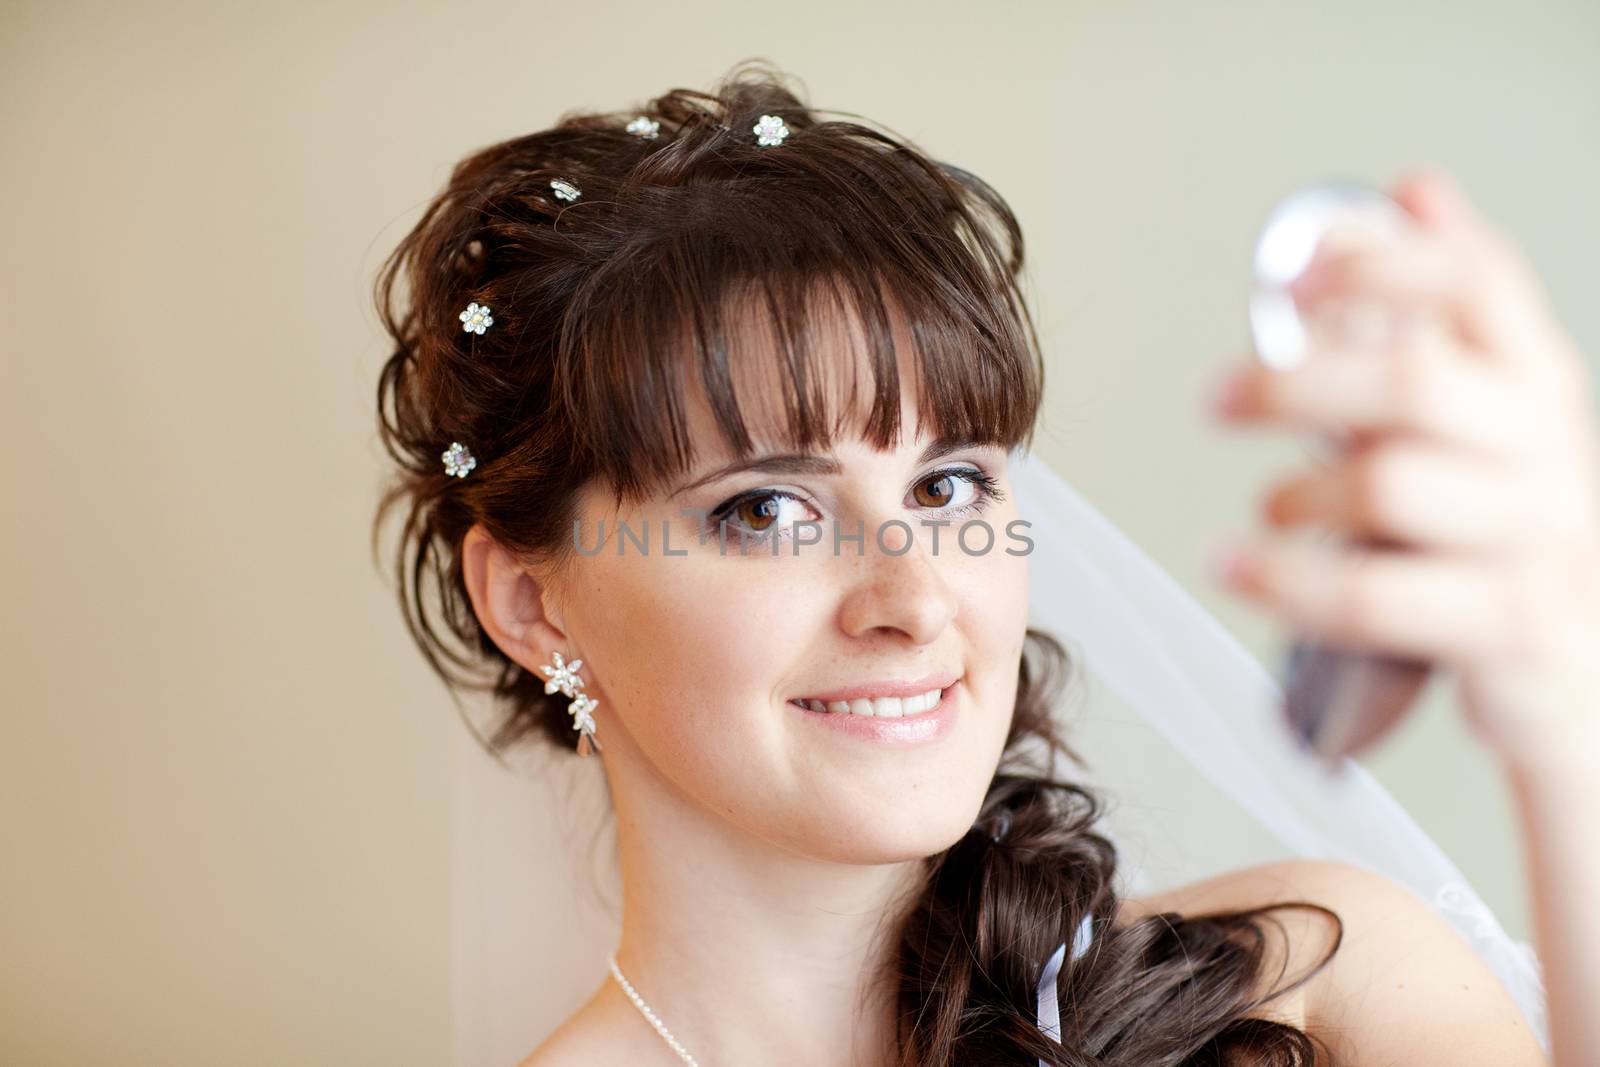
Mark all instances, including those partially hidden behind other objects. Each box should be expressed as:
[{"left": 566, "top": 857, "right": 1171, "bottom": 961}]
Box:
[
  {"left": 789, "top": 672, "right": 959, "bottom": 704},
  {"left": 789, "top": 678, "right": 961, "bottom": 745}
]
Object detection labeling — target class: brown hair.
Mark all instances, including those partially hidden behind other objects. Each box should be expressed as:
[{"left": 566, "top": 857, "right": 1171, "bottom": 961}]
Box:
[{"left": 371, "top": 58, "right": 1341, "bottom": 1065}]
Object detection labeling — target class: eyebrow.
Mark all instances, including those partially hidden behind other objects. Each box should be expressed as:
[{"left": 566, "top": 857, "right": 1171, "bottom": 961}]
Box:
[{"left": 669, "top": 437, "right": 995, "bottom": 499}]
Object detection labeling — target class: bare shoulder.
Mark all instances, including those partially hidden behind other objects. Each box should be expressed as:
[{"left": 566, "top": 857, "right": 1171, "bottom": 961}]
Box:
[
  {"left": 1117, "top": 858, "right": 1339, "bottom": 1031},
  {"left": 517, "top": 979, "right": 660, "bottom": 1067},
  {"left": 1122, "top": 859, "right": 1546, "bottom": 1064},
  {"left": 516, "top": 1004, "right": 604, "bottom": 1067},
  {"left": 517, "top": 1017, "right": 606, "bottom": 1067}
]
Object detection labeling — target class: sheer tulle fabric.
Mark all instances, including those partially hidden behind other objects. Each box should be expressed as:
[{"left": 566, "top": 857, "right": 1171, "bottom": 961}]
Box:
[{"left": 1008, "top": 446, "right": 1548, "bottom": 1052}]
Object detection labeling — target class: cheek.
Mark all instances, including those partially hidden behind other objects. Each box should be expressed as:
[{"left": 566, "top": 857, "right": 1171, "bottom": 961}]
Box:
[
  {"left": 953, "top": 542, "right": 1032, "bottom": 764},
  {"left": 967, "top": 529, "right": 1030, "bottom": 629},
  {"left": 576, "top": 552, "right": 805, "bottom": 775},
  {"left": 952, "top": 519, "right": 1031, "bottom": 714}
]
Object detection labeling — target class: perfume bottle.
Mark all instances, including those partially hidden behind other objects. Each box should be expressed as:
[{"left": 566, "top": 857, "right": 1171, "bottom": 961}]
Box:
[{"left": 1247, "top": 182, "right": 1435, "bottom": 772}]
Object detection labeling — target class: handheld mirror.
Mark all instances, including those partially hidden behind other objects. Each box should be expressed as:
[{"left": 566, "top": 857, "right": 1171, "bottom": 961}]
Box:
[{"left": 1247, "top": 182, "right": 1435, "bottom": 770}]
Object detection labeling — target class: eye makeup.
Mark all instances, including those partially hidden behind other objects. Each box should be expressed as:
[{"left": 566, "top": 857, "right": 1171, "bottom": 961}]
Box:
[{"left": 701, "top": 464, "right": 1005, "bottom": 546}]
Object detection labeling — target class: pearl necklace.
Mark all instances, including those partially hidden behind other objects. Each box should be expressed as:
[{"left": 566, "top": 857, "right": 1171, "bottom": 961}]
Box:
[{"left": 608, "top": 952, "right": 702, "bottom": 1066}]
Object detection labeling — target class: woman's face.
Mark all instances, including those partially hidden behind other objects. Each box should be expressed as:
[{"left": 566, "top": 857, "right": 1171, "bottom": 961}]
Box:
[{"left": 544, "top": 310, "right": 1031, "bottom": 865}]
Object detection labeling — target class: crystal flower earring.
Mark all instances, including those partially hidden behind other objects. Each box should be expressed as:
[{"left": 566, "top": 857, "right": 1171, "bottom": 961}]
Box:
[{"left": 540, "top": 650, "right": 602, "bottom": 756}]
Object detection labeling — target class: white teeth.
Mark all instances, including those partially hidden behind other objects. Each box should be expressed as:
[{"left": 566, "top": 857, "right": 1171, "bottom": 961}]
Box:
[{"left": 795, "top": 688, "right": 944, "bottom": 717}]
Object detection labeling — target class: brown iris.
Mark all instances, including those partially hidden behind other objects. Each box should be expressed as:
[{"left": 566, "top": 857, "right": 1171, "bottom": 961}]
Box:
[
  {"left": 730, "top": 496, "right": 784, "bottom": 533},
  {"left": 911, "top": 473, "right": 960, "bottom": 508}
]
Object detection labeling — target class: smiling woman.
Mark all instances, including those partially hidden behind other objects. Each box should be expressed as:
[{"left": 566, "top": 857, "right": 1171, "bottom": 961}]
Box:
[{"left": 369, "top": 60, "right": 1541, "bottom": 1066}]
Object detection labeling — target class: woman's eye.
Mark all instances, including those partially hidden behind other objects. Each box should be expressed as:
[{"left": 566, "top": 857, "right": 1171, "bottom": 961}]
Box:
[
  {"left": 910, "top": 467, "right": 1002, "bottom": 514},
  {"left": 911, "top": 471, "right": 971, "bottom": 509},
  {"left": 705, "top": 466, "right": 1003, "bottom": 544},
  {"left": 712, "top": 492, "right": 814, "bottom": 537}
]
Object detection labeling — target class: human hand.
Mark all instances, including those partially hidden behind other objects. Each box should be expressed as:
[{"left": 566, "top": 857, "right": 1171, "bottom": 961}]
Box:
[{"left": 1207, "top": 168, "right": 1600, "bottom": 773}]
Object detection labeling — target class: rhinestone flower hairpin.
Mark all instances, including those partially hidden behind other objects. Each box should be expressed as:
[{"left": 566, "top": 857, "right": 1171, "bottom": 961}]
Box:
[
  {"left": 753, "top": 113, "right": 789, "bottom": 147},
  {"left": 439, "top": 111, "right": 791, "bottom": 478},
  {"left": 459, "top": 301, "right": 493, "bottom": 335},
  {"left": 442, "top": 441, "right": 476, "bottom": 479}
]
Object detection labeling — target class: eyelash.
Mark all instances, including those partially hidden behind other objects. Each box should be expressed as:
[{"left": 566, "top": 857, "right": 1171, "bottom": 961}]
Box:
[{"left": 705, "top": 465, "right": 1005, "bottom": 542}]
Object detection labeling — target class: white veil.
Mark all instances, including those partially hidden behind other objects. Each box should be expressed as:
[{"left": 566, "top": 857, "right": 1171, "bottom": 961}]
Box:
[
  {"left": 1006, "top": 445, "right": 1548, "bottom": 1051},
  {"left": 451, "top": 446, "right": 1549, "bottom": 1063}
]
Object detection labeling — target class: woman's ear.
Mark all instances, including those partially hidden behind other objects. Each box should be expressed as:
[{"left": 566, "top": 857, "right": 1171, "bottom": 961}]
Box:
[{"left": 460, "top": 523, "right": 569, "bottom": 674}]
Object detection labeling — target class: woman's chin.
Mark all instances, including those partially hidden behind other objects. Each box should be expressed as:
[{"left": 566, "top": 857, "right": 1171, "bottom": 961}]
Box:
[{"left": 789, "top": 798, "right": 987, "bottom": 866}]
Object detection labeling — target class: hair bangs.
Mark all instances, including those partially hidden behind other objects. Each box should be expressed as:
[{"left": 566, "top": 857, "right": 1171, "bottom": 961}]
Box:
[{"left": 560, "top": 176, "right": 1043, "bottom": 506}]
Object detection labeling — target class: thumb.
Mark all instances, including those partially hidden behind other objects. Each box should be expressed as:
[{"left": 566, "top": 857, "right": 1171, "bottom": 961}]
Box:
[{"left": 1391, "top": 166, "right": 1481, "bottom": 233}]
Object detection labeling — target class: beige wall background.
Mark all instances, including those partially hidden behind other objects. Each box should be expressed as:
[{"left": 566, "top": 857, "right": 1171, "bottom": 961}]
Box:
[{"left": 4, "top": 1, "right": 1596, "bottom": 1063}]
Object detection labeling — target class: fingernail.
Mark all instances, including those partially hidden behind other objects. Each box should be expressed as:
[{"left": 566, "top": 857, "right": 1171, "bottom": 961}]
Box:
[
  {"left": 1289, "top": 262, "right": 1332, "bottom": 301},
  {"left": 1209, "top": 373, "right": 1245, "bottom": 416},
  {"left": 1209, "top": 540, "right": 1253, "bottom": 584}
]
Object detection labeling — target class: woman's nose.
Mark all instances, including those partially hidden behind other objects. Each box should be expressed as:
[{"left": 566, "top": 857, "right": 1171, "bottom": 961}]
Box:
[{"left": 835, "top": 525, "right": 959, "bottom": 645}]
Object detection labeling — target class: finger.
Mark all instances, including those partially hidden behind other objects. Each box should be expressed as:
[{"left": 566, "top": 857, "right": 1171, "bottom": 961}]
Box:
[
  {"left": 1260, "top": 437, "right": 1525, "bottom": 553},
  {"left": 1215, "top": 532, "right": 1503, "bottom": 664},
  {"left": 1393, "top": 167, "right": 1516, "bottom": 264},
  {"left": 1401, "top": 167, "right": 1600, "bottom": 401},
  {"left": 1292, "top": 171, "right": 1564, "bottom": 364},
  {"left": 1214, "top": 332, "right": 1536, "bottom": 458},
  {"left": 1289, "top": 229, "right": 1499, "bottom": 352}
]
